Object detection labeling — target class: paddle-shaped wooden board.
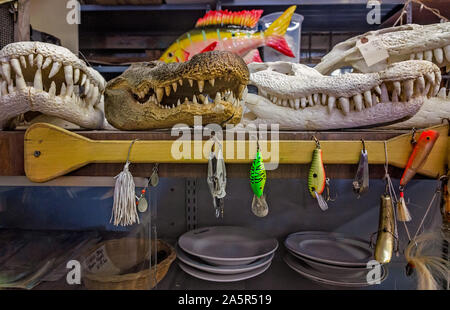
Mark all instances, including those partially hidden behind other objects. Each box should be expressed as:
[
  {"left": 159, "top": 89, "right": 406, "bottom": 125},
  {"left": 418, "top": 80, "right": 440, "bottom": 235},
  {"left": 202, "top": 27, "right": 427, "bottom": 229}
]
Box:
[{"left": 24, "top": 123, "right": 448, "bottom": 183}]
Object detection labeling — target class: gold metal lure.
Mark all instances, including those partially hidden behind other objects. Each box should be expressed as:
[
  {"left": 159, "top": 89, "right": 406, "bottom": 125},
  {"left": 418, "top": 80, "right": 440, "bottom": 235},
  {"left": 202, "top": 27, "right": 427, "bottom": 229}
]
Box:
[{"left": 374, "top": 194, "right": 396, "bottom": 264}]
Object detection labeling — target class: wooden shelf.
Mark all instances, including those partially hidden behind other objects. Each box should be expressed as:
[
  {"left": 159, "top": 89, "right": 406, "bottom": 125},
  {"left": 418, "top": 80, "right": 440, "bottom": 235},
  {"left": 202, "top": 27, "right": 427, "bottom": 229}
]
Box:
[{"left": 1, "top": 125, "right": 448, "bottom": 182}]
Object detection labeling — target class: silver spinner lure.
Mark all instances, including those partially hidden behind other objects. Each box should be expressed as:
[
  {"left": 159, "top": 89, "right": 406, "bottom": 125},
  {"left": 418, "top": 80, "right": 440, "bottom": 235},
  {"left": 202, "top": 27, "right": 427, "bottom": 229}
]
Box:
[{"left": 207, "top": 137, "right": 227, "bottom": 218}]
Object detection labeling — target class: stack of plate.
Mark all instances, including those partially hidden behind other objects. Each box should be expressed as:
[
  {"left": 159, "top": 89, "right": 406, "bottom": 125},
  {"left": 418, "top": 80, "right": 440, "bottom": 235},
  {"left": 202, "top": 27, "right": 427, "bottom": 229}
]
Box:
[
  {"left": 177, "top": 226, "right": 278, "bottom": 282},
  {"left": 284, "top": 231, "right": 388, "bottom": 287}
]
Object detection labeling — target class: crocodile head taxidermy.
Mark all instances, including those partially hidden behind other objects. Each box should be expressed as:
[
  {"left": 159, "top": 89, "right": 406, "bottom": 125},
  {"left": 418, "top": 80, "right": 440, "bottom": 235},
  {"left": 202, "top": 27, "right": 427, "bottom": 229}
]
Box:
[
  {"left": 0, "top": 42, "right": 106, "bottom": 129},
  {"left": 243, "top": 60, "right": 441, "bottom": 130},
  {"left": 315, "top": 23, "right": 450, "bottom": 75},
  {"left": 104, "top": 51, "right": 249, "bottom": 130}
]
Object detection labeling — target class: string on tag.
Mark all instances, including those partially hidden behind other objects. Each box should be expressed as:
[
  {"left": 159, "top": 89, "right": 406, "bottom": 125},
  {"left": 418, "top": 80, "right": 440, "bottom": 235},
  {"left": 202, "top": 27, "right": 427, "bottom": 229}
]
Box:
[
  {"left": 110, "top": 139, "right": 140, "bottom": 226},
  {"left": 393, "top": 0, "right": 448, "bottom": 26}
]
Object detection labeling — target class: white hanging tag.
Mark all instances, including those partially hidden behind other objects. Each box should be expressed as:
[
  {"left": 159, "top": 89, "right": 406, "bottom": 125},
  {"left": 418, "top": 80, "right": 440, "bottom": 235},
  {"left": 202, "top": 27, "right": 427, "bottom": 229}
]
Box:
[{"left": 357, "top": 35, "right": 389, "bottom": 67}]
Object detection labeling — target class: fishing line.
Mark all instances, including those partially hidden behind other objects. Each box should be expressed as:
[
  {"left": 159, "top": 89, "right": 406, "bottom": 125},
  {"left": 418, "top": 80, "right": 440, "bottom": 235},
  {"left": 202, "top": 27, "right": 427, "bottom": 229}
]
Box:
[{"left": 384, "top": 141, "right": 401, "bottom": 249}]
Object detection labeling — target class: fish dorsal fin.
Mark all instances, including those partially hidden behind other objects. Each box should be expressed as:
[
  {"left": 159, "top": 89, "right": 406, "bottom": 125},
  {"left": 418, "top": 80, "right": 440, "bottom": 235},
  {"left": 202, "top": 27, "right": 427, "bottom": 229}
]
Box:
[{"left": 195, "top": 9, "right": 263, "bottom": 28}]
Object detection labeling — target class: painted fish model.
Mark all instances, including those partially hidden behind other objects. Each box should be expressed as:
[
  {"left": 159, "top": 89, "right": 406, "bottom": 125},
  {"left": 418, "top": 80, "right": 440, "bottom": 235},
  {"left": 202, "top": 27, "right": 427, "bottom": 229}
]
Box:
[
  {"left": 250, "top": 147, "right": 268, "bottom": 217},
  {"left": 160, "top": 6, "right": 296, "bottom": 64},
  {"left": 308, "top": 139, "right": 328, "bottom": 211},
  {"left": 397, "top": 130, "right": 440, "bottom": 222}
]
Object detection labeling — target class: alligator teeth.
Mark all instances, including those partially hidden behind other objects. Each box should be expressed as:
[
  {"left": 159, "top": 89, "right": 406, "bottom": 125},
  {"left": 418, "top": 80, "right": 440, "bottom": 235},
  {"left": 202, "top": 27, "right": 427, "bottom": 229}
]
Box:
[
  {"left": 380, "top": 83, "right": 389, "bottom": 102},
  {"left": 301, "top": 97, "right": 307, "bottom": 108},
  {"left": 424, "top": 82, "right": 431, "bottom": 96},
  {"left": 60, "top": 82, "right": 67, "bottom": 97},
  {"left": 188, "top": 79, "right": 193, "bottom": 87},
  {"left": 313, "top": 93, "right": 319, "bottom": 105},
  {"left": 64, "top": 65, "right": 73, "bottom": 86},
  {"left": 215, "top": 92, "right": 221, "bottom": 103},
  {"left": 7, "top": 84, "right": 14, "bottom": 94},
  {"left": 338, "top": 97, "right": 349, "bottom": 114},
  {"left": 34, "top": 68, "right": 43, "bottom": 90},
  {"left": 321, "top": 94, "right": 327, "bottom": 105},
  {"left": 49, "top": 81, "right": 56, "bottom": 96},
  {"left": 35, "top": 54, "right": 43, "bottom": 69},
  {"left": 416, "top": 76, "right": 425, "bottom": 93},
  {"left": 11, "top": 59, "right": 26, "bottom": 90},
  {"left": 165, "top": 85, "right": 171, "bottom": 96},
  {"left": 1, "top": 81, "right": 7, "bottom": 95},
  {"left": 84, "top": 79, "right": 91, "bottom": 95},
  {"left": 81, "top": 73, "right": 87, "bottom": 86},
  {"left": 326, "top": 97, "right": 335, "bottom": 113},
  {"left": 197, "top": 80, "right": 204, "bottom": 92},
  {"left": 424, "top": 50, "right": 433, "bottom": 62},
  {"left": 404, "top": 79, "right": 414, "bottom": 100},
  {"left": 90, "top": 86, "right": 99, "bottom": 106},
  {"left": 282, "top": 99, "right": 288, "bottom": 107},
  {"left": 49, "top": 62, "right": 62, "bottom": 79},
  {"left": 19, "top": 56, "right": 27, "bottom": 69},
  {"left": 363, "top": 91, "right": 372, "bottom": 107},
  {"left": 289, "top": 99, "right": 295, "bottom": 109},
  {"left": 28, "top": 54, "right": 34, "bottom": 66},
  {"left": 434, "top": 48, "right": 444, "bottom": 64},
  {"left": 193, "top": 94, "right": 198, "bottom": 104},
  {"left": 372, "top": 93, "right": 379, "bottom": 105},
  {"left": 415, "top": 52, "right": 423, "bottom": 60},
  {"left": 294, "top": 99, "right": 300, "bottom": 110},
  {"left": 74, "top": 68, "right": 80, "bottom": 84},
  {"left": 353, "top": 94, "right": 363, "bottom": 111},
  {"left": 438, "top": 87, "right": 447, "bottom": 99},
  {"left": 172, "top": 82, "right": 177, "bottom": 92},
  {"left": 184, "top": 97, "right": 189, "bottom": 104},
  {"left": 409, "top": 54, "right": 415, "bottom": 60},
  {"left": 425, "top": 72, "right": 435, "bottom": 84},
  {"left": 209, "top": 79, "right": 215, "bottom": 87},
  {"left": 393, "top": 82, "right": 401, "bottom": 96},
  {"left": 391, "top": 89, "right": 399, "bottom": 102},
  {"left": 42, "top": 57, "right": 52, "bottom": 69},
  {"left": 179, "top": 79, "right": 183, "bottom": 86},
  {"left": 238, "top": 84, "right": 246, "bottom": 99},
  {"left": 374, "top": 85, "right": 381, "bottom": 95},
  {"left": 1, "top": 62, "right": 11, "bottom": 84},
  {"left": 308, "top": 95, "right": 314, "bottom": 107},
  {"left": 177, "top": 99, "right": 181, "bottom": 106},
  {"left": 156, "top": 87, "right": 164, "bottom": 102},
  {"left": 444, "top": 45, "right": 450, "bottom": 62}
]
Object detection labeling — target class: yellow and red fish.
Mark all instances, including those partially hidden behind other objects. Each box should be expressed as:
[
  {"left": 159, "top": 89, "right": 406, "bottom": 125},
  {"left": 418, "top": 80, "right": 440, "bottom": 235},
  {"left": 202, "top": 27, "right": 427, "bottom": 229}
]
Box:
[{"left": 160, "top": 6, "right": 296, "bottom": 64}]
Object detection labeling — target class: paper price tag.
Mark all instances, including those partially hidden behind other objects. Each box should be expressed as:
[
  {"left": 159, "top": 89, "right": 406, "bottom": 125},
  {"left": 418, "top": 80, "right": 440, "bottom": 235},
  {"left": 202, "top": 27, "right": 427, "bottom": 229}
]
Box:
[
  {"left": 83, "top": 245, "right": 121, "bottom": 275},
  {"left": 357, "top": 36, "right": 389, "bottom": 67}
]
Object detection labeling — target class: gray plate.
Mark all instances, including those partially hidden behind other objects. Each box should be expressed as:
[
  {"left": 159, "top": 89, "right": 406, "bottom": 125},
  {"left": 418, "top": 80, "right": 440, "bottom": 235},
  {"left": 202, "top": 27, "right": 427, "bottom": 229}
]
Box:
[
  {"left": 178, "top": 260, "right": 272, "bottom": 282},
  {"left": 176, "top": 244, "right": 274, "bottom": 275},
  {"left": 178, "top": 226, "right": 278, "bottom": 266},
  {"left": 284, "top": 253, "right": 387, "bottom": 287},
  {"left": 287, "top": 250, "right": 369, "bottom": 277},
  {"left": 285, "top": 231, "right": 373, "bottom": 267}
]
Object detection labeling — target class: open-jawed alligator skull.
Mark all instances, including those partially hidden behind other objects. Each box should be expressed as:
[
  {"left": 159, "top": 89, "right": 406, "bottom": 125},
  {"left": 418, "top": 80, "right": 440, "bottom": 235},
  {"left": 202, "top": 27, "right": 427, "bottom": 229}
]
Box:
[
  {"left": 105, "top": 51, "right": 248, "bottom": 130},
  {"left": 0, "top": 42, "right": 106, "bottom": 130},
  {"left": 243, "top": 60, "right": 441, "bottom": 130},
  {"left": 315, "top": 23, "right": 450, "bottom": 75}
]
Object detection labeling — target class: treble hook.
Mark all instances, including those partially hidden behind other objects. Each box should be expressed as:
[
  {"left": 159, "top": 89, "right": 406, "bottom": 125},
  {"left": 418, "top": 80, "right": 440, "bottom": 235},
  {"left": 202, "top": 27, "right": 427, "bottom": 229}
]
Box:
[
  {"left": 325, "top": 178, "right": 337, "bottom": 202},
  {"left": 311, "top": 135, "right": 320, "bottom": 148},
  {"left": 126, "top": 139, "right": 139, "bottom": 164}
]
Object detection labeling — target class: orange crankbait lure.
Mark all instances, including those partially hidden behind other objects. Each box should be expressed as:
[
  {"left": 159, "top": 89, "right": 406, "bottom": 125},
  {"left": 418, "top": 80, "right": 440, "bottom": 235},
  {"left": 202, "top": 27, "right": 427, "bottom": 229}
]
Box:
[{"left": 397, "top": 130, "right": 440, "bottom": 222}]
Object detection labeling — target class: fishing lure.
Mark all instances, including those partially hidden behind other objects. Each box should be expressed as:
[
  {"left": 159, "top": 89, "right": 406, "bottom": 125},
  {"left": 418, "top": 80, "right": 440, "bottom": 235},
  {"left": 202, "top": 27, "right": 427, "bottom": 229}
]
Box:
[
  {"left": 250, "top": 145, "right": 268, "bottom": 217},
  {"left": 374, "top": 192, "right": 396, "bottom": 264},
  {"left": 308, "top": 137, "right": 328, "bottom": 211},
  {"left": 352, "top": 139, "right": 369, "bottom": 196},
  {"left": 207, "top": 139, "right": 227, "bottom": 218},
  {"left": 159, "top": 6, "right": 296, "bottom": 64},
  {"left": 398, "top": 129, "right": 440, "bottom": 222}
]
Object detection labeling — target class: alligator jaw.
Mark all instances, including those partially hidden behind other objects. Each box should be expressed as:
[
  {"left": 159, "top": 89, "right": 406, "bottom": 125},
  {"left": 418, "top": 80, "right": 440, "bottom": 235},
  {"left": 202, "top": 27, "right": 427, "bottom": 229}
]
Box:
[
  {"left": 315, "top": 23, "right": 450, "bottom": 74},
  {"left": 244, "top": 60, "right": 441, "bottom": 130},
  {"left": 105, "top": 51, "right": 249, "bottom": 130},
  {"left": 0, "top": 41, "right": 106, "bottom": 129}
]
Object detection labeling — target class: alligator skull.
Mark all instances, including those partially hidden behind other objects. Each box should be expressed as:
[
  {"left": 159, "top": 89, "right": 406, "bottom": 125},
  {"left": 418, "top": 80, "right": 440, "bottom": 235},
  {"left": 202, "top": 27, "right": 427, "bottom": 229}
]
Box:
[
  {"left": 243, "top": 60, "right": 441, "bottom": 130},
  {"left": 315, "top": 23, "right": 450, "bottom": 75},
  {"left": 0, "top": 42, "right": 106, "bottom": 129},
  {"left": 105, "top": 51, "right": 248, "bottom": 130}
]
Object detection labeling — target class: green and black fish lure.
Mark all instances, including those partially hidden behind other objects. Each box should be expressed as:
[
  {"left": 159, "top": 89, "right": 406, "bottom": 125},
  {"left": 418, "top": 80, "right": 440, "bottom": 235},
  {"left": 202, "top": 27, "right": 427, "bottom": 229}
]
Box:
[{"left": 250, "top": 147, "right": 268, "bottom": 217}]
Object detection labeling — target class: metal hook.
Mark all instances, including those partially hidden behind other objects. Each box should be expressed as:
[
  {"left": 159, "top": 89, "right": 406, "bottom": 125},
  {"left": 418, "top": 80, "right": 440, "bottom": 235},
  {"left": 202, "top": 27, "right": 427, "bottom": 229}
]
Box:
[
  {"left": 360, "top": 138, "right": 366, "bottom": 152},
  {"left": 311, "top": 136, "right": 320, "bottom": 148},
  {"left": 410, "top": 127, "right": 417, "bottom": 145},
  {"left": 325, "top": 178, "right": 337, "bottom": 202},
  {"left": 126, "top": 139, "right": 139, "bottom": 163}
]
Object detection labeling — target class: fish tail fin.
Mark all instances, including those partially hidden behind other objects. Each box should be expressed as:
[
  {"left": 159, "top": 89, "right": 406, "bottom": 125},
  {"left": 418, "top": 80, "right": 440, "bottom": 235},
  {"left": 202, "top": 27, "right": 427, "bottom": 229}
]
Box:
[
  {"left": 314, "top": 191, "right": 329, "bottom": 211},
  {"left": 264, "top": 5, "right": 296, "bottom": 57},
  {"left": 243, "top": 49, "right": 263, "bottom": 63}
]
